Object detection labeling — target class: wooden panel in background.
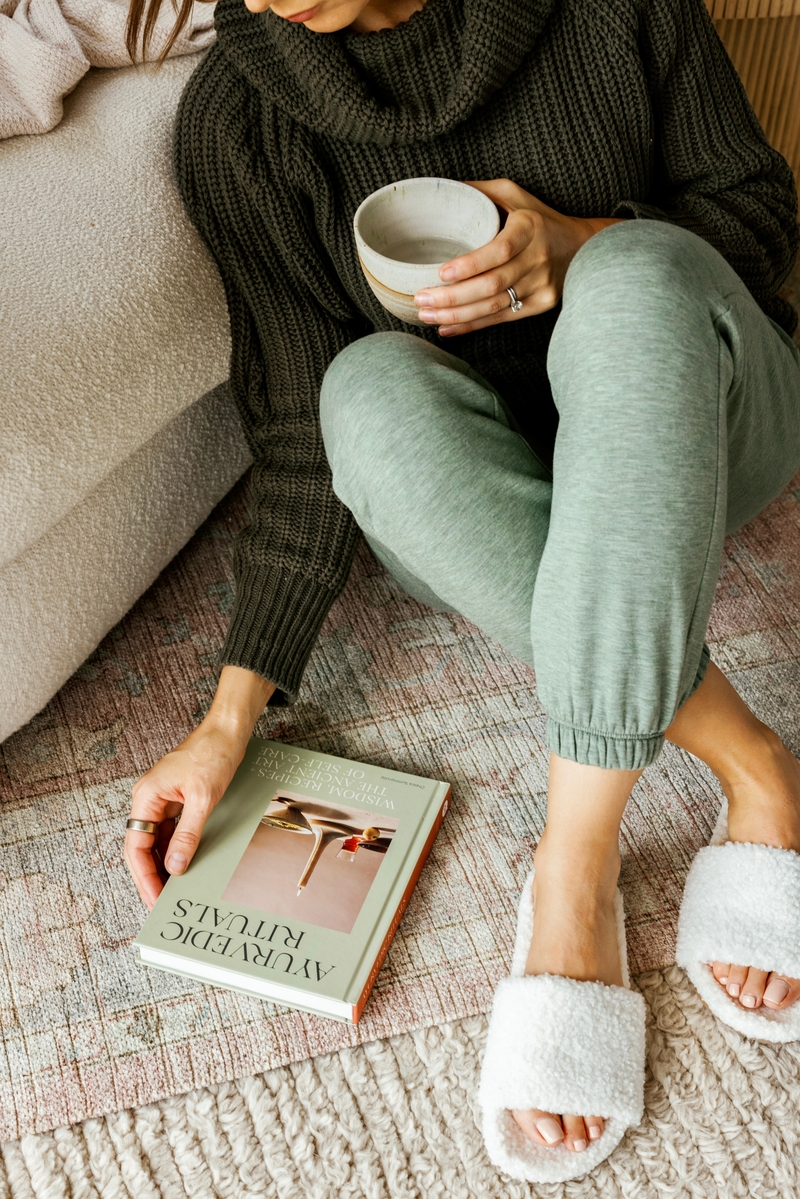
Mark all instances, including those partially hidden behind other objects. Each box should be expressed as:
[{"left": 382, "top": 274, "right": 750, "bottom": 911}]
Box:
[
  {"left": 706, "top": 4, "right": 800, "bottom": 178},
  {"left": 708, "top": 0, "right": 800, "bottom": 17}
]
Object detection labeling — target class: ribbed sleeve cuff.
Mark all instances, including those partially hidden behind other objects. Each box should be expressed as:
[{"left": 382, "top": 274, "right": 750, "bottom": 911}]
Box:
[{"left": 219, "top": 561, "right": 341, "bottom": 703}]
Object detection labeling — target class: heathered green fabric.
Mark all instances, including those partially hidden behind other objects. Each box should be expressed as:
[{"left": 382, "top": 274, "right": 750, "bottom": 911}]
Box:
[
  {"left": 320, "top": 221, "right": 800, "bottom": 768},
  {"left": 173, "top": 0, "right": 799, "bottom": 701}
]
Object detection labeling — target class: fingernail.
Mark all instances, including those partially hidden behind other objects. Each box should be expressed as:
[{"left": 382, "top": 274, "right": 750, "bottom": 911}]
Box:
[
  {"left": 167, "top": 853, "right": 187, "bottom": 873},
  {"left": 764, "top": 978, "right": 790, "bottom": 1005},
  {"left": 438, "top": 327, "right": 454, "bottom": 337},
  {"left": 439, "top": 267, "right": 457, "bottom": 281},
  {"left": 719, "top": 975, "right": 728, "bottom": 985},
  {"left": 418, "top": 310, "right": 437, "bottom": 323},
  {"left": 588, "top": 1125, "right": 602, "bottom": 1141},
  {"left": 741, "top": 994, "right": 757, "bottom": 1008},
  {"left": 415, "top": 292, "right": 433, "bottom": 306},
  {"left": 573, "top": 1138, "right": 587, "bottom": 1153},
  {"left": 728, "top": 983, "right": 740, "bottom": 997},
  {"left": 535, "top": 1117, "right": 564, "bottom": 1145}
]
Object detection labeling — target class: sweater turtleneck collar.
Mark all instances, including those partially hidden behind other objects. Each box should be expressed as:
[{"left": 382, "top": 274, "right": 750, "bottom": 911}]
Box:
[{"left": 214, "top": 0, "right": 556, "bottom": 145}]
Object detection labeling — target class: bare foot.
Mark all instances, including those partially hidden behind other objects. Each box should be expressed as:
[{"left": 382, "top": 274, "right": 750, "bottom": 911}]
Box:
[
  {"left": 709, "top": 729, "right": 800, "bottom": 1012},
  {"left": 511, "top": 834, "right": 623, "bottom": 1151}
]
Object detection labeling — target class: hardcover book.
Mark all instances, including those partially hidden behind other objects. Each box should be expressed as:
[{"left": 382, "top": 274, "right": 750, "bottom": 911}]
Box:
[{"left": 134, "top": 737, "right": 451, "bottom": 1023}]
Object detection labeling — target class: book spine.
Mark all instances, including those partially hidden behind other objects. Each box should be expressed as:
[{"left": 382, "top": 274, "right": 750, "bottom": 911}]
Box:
[{"left": 352, "top": 786, "right": 451, "bottom": 1023}]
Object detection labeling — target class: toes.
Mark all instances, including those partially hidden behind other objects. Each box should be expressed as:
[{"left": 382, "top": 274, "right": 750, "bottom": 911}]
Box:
[
  {"left": 710, "top": 961, "right": 730, "bottom": 986},
  {"left": 562, "top": 1113, "right": 588, "bottom": 1152},
  {"left": 534, "top": 1113, "right": 566, "bottom": 1146},
  {"left": 739, "top": 967, "right": 769, "bottom": 1009},
  {"left": 586, "top": 1117, "right": 605, "bottom": 1143},
  {"left": 511, "top": 1109, "right": 564, "bottom": 1146},
  {"left": 510, "top": 1109, "right": 607, "bottom": 1151},
  {"left": 724, "top": 963, "right": 748, "bottom": 1000},
  {"left": 719, "top": 967, "right": 800, "bottom": 1011},
  {"left": 763, "top": 973, "right": 800, "bottom": 1009}
]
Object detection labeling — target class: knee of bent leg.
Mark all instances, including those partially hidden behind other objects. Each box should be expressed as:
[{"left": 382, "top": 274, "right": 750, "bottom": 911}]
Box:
[
  {"left": 562, "top": 219, "right": 724, "bottom": 318},
  {"left": 320, "top": 330, "right": 445, "bottom": 463},
  {"left": 320, "top": 331, "right": 430, "bottom": 508},
  {"left": 321, "top": 331, "right": 422, "bottom": 455},
  {"left": 552, "top": 220, "right": 731, "bottom": 401}
]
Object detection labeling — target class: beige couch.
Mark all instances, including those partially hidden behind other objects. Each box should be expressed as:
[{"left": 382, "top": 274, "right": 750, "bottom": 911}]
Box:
[{"left": 0, "top": 56, "right": 251, "bottom": 742}]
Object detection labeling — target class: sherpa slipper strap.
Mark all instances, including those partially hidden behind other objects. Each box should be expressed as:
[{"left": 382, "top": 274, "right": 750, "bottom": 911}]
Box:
[
  {"left": 479, "top": 973, "right": 645, "bottom": 1119},
  {"left": 678, "top": 841, "right": 800, "bottom": 978},
  {"left": 677, "top": 839, "right": 800, "bottom": 1042}
]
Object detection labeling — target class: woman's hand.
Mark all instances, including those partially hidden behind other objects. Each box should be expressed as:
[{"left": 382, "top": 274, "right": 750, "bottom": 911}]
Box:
[
  {"left": 414, "top": 179, "right": 624, "bottom": 337},
  {"left": 125, "top": 665, "right": 275, "bottom": 908}
]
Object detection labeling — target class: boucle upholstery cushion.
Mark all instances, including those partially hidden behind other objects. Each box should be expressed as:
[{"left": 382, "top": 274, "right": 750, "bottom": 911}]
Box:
[
  {"left": 0, "top": 0, "right": 215, "bottom": 139},
  {"left": 0, "top": 56, "right": 250, "bottom": 741},
  {"left": 0, "top": 382, "right": 250, "bottom": 741}
]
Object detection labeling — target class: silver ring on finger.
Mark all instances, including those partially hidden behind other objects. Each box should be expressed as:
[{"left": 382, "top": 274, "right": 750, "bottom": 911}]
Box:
[
  {"left": 506, "top": 286, "right": 523, "bottom": 313},
  {"left": 126, "top": 819, "right": 158, "bottom": 834}
]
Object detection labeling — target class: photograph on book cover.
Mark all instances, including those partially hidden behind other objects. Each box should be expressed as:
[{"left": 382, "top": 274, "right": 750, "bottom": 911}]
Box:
[{"left": 222, "top": 790, "right": 401, "bottom": 933}]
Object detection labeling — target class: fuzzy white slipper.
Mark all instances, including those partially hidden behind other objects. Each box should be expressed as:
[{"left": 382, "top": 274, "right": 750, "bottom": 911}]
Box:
[
  {"left": 676, "top": 799, "right": 800, "bottom": 1042},
  {"left": 477, "top": 871, "right": 646, "bottom": 1183}
]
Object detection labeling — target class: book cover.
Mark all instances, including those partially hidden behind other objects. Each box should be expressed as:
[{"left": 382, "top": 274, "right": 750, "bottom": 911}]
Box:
[{"left": 134, "top": 737, "right": 450, "bottom": 1022}]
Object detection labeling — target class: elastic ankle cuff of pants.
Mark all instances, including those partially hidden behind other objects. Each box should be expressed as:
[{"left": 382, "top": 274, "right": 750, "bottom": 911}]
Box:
[{"left": 547, "top": 719, "right": 665, "bottom": 770}]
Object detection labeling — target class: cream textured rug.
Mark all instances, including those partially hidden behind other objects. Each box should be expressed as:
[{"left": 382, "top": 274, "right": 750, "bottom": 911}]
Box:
[{"left": 2, "top": 966, "right": 800, "bottom": 1198}]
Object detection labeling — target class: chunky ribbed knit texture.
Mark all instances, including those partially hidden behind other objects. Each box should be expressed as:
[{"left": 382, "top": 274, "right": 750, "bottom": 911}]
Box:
[{"left": 174, "top": 0, "right": 799, "bottom": 700}]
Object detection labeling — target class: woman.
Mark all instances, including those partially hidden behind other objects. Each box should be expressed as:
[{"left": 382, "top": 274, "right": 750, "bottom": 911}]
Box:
[{"left": 124, "top": 0, "right": 800, "bottom": 1182}]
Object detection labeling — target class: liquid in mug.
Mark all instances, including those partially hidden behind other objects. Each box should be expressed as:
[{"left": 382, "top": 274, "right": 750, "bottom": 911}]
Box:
[{"left": 382, "top": 236, "right": 472, "bottom": 264}]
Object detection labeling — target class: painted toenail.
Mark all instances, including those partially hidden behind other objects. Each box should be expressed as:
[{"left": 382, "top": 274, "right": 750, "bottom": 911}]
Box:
[
  {"left": 764, "top": 978, "right": 790, "bottom": 1005},
  {"left": 535, "top": 1117, "right": 564, "bottom": 1145},
  {"left": 741, "top": 994, "right": 756, "bottom": 1008},
  {"left": 573, "top": 1138, "right": 587, "bottom": 1153},
  {"left": 728, "top": 983, "right": 740, "bottom": 997},
  {"left": 588, "top": 1125, "right": 602, "bottom": 1141}
]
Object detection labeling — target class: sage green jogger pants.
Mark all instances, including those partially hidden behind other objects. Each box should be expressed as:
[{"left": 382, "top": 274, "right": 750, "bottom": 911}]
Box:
[{"left": 320, "top": 221, "right": 800, "bottom": 770}]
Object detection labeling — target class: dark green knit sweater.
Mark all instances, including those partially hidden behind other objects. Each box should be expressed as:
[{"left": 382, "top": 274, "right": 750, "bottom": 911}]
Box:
[{"left": 174, "top": 0, "right": 799, "bottom": 702}]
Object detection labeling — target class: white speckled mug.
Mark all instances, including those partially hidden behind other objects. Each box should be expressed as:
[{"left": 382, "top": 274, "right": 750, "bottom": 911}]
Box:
[{"left": 353, "top": 177, "right": 501, "bottom": 324}]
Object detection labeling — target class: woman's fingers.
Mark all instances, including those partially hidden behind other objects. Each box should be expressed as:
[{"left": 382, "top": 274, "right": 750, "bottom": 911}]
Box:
[
  {"left": 416, "top": 251, "right": 530, "bottom": 313},
  {"left": 426, "top": 208, "right": 538, "bottom": 304},
  {"left": 162, "top": 790, "right": 214, "bottom": 875},
  {"left": 416, "top": 269, "right": 513, "bottom": 314},
  {"left": 437, "top": 294, "right": 548, "bottom": 336},
  {"left": 421, "top": 291, "right": 516, "bottom": 327},
  {"left": 421, "top": 276, "right": 561, "bottom": 330},
  {"left": 414, "top": 182, "right": 602, "bottom": 337},
  {"left": 125, "top": 830, "right": 165, "bottom": 909},
  {"left": 126, "top": 768, "right": 213, "bottom": 907},
  {"left": 414, "top": 211, "right": 557, "bottom": 329},
  {"left": 125, "top": 818, "right": 167, "bottom": 909},
  {"left": 125, "top": 791, "right": 211, "bottom": 908},
  {"left": 437, "top": 217, "right": 532, "bottom": 285},
  {"left": 125, "top": 779, "right": 171, "bottom": 906}
]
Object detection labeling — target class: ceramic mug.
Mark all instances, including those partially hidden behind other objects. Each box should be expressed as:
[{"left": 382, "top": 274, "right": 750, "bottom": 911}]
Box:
[{"left": 353, "top": 177, "right": 501, "bottom": 325}]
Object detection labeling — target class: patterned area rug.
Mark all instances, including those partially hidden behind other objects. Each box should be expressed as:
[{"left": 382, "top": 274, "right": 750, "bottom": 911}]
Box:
[
  {"left": 1, "top": 320, "right": 799, "bottom": 1146},
  {"left": 2, "top": 966, "right": 799, "bottom": 1199}
]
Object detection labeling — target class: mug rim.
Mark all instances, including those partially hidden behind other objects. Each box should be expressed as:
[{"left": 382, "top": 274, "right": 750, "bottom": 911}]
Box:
[{"left": 353, "top": 176, "right": 500, "bottom": 269}]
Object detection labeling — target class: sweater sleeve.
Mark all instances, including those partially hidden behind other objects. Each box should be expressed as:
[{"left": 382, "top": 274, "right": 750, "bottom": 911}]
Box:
[
  {"left": 174, "top": 51, "right": 367, "bottom": 701},
  {"left": 613, "top": 0, "right": 799, "bottom": 334}
]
